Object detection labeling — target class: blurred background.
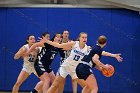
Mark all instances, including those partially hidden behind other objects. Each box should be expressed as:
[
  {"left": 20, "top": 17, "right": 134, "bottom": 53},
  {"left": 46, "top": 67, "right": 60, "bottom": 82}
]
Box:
[{"left": 0, "top": 0, "right": 140, "bottom": 93}]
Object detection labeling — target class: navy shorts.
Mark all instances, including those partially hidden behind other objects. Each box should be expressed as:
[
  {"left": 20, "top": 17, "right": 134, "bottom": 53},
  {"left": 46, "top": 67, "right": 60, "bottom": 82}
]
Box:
[
  {"left": 34, "top": 59, "right": 52, "bottom": 77},
  {"left": 76, "top": 63, "right": 93, "bottom": 80}
]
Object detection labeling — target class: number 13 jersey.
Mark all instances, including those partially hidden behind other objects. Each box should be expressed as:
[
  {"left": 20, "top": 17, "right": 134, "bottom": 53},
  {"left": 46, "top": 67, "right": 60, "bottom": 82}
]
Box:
[{"left": 63, "top": 41, "right": 89, "bottom": 67}]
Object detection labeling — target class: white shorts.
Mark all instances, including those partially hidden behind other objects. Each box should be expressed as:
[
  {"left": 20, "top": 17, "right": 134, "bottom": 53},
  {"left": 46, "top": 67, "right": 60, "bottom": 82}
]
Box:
[
  {"left": 57, "top": 62, "right": 78, "bottom": 79},
  {"left": 22, "top": 65, "right": 37, "bottom": 75}
]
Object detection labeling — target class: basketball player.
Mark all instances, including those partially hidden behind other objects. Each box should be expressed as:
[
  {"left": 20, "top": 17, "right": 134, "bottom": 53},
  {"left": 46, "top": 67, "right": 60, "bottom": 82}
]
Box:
[
  {"left": 12, "top": 35, "right": 41, "bottom": 93},
  {"left": 58, "top": 30, "right": 77, "bottom": 93},
  {"left": 26, "top": 33, "right": 62, "bottom": 93},
  {"left": 76, "top": 35, "right": 123, "bottom": 93},
  {"left": 43, "top": 32, "right": 91, "bottom": 93},
  {"left": 31, "top": 32, "right": 50, "bottom": 93}
]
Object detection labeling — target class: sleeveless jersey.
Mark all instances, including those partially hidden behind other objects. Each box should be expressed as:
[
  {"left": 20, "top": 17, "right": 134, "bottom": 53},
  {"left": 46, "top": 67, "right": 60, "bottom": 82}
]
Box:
[
  {"left": 37, "top": 43, "right": 58, "bottom": 65},
  {"left": 64, "top": 41, "right": 89, "bottom": 67},
  {"left": 23, "top": 44, "right": 38, "bottom": 67}
]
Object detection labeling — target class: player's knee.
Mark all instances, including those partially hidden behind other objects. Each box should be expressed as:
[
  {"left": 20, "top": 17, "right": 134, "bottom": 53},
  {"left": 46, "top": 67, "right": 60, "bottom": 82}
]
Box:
[
  {"left": 94, "top": 86, "right": 98, "bottom": 92},
  {"left": 15, "top": 81, "right": 22, "bottom": 87},
  {"left": 37, "top": 81, "right": 44, "bottom": 87},
  {"left": 88, "top": 84, "right": 98, "bottom": 90},
  {"left": 51, "top": 84, "right": 58, "bottom": 90},
  {"left": 44, "top": 77, "right": 51, "bottom": 82},
  {"left": 90, "top": 86, "right": 98, "bottom": 92}
]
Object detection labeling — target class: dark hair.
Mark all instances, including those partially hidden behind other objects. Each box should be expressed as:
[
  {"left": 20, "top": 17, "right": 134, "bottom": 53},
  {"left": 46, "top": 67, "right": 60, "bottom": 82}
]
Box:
[
  {"left": 77, "top": 32, "right": 87, "bottom": 41},
  {"left": 42, "top": 32, "right": 50, "bottom": 38},
  {"left": 61, "top": 30, "right": 69, "bottom": 39},
  {"left": 25, "top": 34, "right": 34, "bottom": 44},
  {"left": 97, "top": 35, "right": 107, "bottom": 45},
  {"left": 51, "top": 33, "right": 61, "bottom": 41},
  {"left": 61, "top": 29, "right": 69, "bottom": 34}
]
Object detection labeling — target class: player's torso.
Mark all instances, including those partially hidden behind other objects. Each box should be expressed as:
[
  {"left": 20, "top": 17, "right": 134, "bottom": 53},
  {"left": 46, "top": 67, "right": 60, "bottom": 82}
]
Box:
[
  {"left": 23, "top": 44, "right": 39, "bottom": 66},
  {"left": 38, "top": 46, "right": 58, "bottom": 65},
  {"left": 64, "top": 41, "right": 88, "bottom": 66}
]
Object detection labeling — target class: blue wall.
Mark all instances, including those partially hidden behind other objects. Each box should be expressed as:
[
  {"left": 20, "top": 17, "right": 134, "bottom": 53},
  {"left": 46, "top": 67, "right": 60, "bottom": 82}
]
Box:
[{"left": 0, "top": 8, "right": 140, "bottom": 93}]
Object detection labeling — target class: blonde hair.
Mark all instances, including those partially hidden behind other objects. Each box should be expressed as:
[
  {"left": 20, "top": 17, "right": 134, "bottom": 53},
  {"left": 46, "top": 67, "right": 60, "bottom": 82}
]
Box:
[{"left": 77, "top": 32, "right": 87, "bottom": 41}]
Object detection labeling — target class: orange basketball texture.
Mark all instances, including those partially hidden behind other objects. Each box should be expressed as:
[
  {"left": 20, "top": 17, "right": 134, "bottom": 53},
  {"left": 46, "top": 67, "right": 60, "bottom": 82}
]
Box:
[{"left": 102, "top": 65, "right": 115, "bottom": 77}]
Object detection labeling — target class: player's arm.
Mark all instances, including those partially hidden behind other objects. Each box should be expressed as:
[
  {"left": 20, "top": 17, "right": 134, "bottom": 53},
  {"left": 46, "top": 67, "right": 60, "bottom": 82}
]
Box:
[
  {"left": 102, "top": 51, "right": 123, "bottom": 62},
  {"left": 25, "top": 42, "right": 44, "bottom": 56},
  {"left": 94, "top": 65, "right": 102, "bottom": 71},
  {"left": 45, "top": 40, "right": 75, "bottom": 50},
  {"left": 92, "top": 54, "right": 109, "bottom": 70},
  {"left": 37, "top": 47, "right": 42, "bottom": 54},
  {"left": 14, "top": 46, "right": 26, "bottom": 60}
]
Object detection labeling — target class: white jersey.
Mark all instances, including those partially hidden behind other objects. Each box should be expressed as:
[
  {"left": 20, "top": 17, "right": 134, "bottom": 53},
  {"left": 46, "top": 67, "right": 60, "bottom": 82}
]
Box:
[
  {"left": 22, "top": 44, "right": 39, "bottom": 74},
  {"left": 63, "top": 41, "right": 89, "bottom": 67},
  {"left": 58, "top": 41, "right": 90, "bottom": 79}
]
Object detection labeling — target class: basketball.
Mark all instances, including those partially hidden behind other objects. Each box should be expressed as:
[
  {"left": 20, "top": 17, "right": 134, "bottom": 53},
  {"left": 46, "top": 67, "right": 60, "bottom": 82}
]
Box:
[{"left": 102, "top": 64, "right": 115, "bottom": 77}]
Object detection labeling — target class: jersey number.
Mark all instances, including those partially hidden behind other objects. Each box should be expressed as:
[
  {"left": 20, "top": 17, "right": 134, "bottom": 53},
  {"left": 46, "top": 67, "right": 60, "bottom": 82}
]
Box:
[
  {"left": 50, "top": 54, "right": 55, "bottom": 59},
  {"left": 64, "top": 51, "right": 70, "bottom": 58},
  {"left": 73, "top": 55, "right": 80, "bottom": 61},
  {"left": 28, "top": 54, "right": 35, "bottom": 62}
]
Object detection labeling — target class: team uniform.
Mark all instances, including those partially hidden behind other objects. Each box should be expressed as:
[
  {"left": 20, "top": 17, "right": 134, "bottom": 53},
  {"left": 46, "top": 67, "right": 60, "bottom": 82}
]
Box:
[
  {"left": 59, "top": 46, "right": 71, "bottom": 65},
  {"left": 34, "top": 43, "right": 59, "bottom": 77},
  {"left": 22, "top": 44, "right": 39, "bottom": 75},
  {"left": 58, "top": 41, "right": 89, "bottom": 79},
  {"left": 76, "top": 44, "right": 103, "bottom": 80},
  {"left": 59, "top": 39, "right": 71, "bottom": 65}
]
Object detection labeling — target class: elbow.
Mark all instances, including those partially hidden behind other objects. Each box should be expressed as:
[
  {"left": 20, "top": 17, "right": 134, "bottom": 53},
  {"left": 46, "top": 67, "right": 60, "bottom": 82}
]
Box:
[
  {"left": 93, "top": 57, "right": 98, "bottom": 62},
  {"left": 92, "top": 58, "right": 100, "bottom": 65},
  {"left": 14, "top": 54, "right": 19, "bottom": 60}
]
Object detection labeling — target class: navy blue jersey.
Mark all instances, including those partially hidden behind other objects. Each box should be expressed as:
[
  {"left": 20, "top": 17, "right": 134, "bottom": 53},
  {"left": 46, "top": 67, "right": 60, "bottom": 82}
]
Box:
[
  {"left": 58, "top": 40, "right": 71, "bottom": 64},
  {"left": 81, "top": 44, "right": 103, "bottom": 67},
  {"left": 59, "top": 49, "right": 71, "bottom": 62},
  {"left": 37, "top": 43, "right": 58, "bottom": 65}
]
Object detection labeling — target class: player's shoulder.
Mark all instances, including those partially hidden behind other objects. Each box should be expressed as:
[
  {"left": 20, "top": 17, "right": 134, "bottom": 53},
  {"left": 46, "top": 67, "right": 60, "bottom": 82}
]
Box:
[
  {"left": 23, "top": 44, "right": 28, "bottom": 48},
  {"left": 87, "top": 46, "right": 92, "bottom": 51},
  {"left": 87, "top": 46, "right": 92, "bottom": 49},
  {"left": 22, "top": 44, "right": 29, "bottom": 50}
]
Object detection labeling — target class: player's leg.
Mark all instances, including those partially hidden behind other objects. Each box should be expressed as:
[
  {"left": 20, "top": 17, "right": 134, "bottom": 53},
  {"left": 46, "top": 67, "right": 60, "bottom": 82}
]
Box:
[
  {"left": 40, "top": 72, "right": 51, "bottom": 93},
  {"left": 31, "top": 81, "right": 44, "bottom": 93},
  {"left": 49, "top": 71, "right": 58, "bottom": 93},
  {"left": 72, "top": 79, "right": 77, "bottom": 93},
  {"left": 76, "top": 63, "right": 96, "bottom": 93},
  {"left": 31, "top": 70, "right": 43, "bottom": 93},
  {"left": 49, "top": 71, "right": 55, "bottom": 83},
  {"left": 47, "top": 66, "right": 68, "bottom": 93},
  {"left": 85, "top": 74, "right": 98, "bottom": 93},
  {"left": 55, "top": 68, "right": 66, "bottom": 93},
  {"left": 12, "top": 70, "right": 29, "bottom": 93},
  {"left": 47, "top": 75, "right": 65, "bottom": 93},
  {"left": 69, "top": 65, "right": 78, "bottom": 93},
  {"left": 58, "top": 77, "right": 66, "bottom": 93}
]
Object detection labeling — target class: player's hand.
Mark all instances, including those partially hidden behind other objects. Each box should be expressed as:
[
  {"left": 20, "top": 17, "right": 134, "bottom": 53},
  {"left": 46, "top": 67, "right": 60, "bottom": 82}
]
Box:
[
  {"left": 114, "top": 54, "right": 123, "bottom": 62},
  {"left": 38, "top": 37, "right": 48, "bottom": 42},
  {"left": 103, "top": 64, "right": 112, "bottom": 70},
  {"left": 37, "top": 37, "right": 42, "bottom": 42}
]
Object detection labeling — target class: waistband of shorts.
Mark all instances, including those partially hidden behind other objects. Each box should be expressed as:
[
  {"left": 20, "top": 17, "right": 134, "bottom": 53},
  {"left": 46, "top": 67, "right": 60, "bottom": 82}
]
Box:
[
  {"left": 62, "top": 61, "right": 78, "bottom": 67},
  {"left": 81, "top": 61, "right": 92, "bottom": 67}
]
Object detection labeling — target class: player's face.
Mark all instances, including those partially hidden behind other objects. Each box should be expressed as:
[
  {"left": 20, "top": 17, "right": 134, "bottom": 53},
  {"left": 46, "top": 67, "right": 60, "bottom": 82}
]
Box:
[
  {"left": 79, "top": 34, "right": 87, "bottom": 44},
  {"left": 54, "top": 34, "right": 62, "bottom": 43},
  {"left": 62, "top": 31, "right": 69, "bottom": 39},
  {"left": 44, "top": 34, "right": 50, "bottom": 40},
  {"left": 27, "top": 36, "right": 36, "bottom": 45}
]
